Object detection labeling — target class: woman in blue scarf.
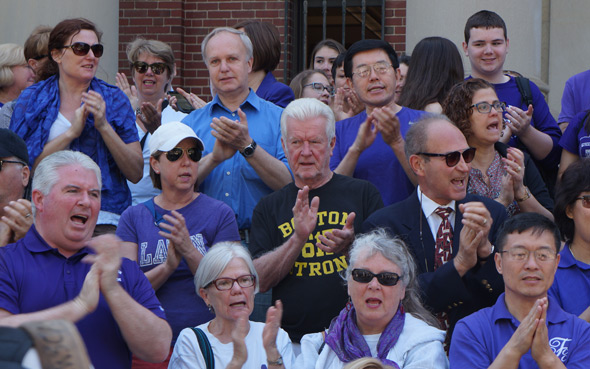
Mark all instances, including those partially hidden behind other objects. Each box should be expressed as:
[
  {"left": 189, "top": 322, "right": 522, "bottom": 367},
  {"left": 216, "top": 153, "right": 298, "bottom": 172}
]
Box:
[
  {"left": 10, "top": 18, "right": 141, "bottom": 234},
  {"left": 296, "top": 229, "right": 448, "bottom": 369}
]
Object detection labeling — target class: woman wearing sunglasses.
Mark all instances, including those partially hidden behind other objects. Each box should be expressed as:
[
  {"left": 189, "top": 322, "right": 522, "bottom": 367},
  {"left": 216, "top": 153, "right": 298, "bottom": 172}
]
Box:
[
  {"left": 9, "top": 18, "right": 142, "bottom": 234},
  {"left": 443, "top": 78, "right": 553, "bottom": 219},
  {"left": 296, "top": 229, "right": 448, "bottom": 369},
  {"left": 117, "top": 121, "right": 240, "bottom": 367},
  {"left": 169, "top": 242, "right": 295, "bottom": 368},
  {"left": 550, "top": 158, "right": 590, "bottom": 323},
  {"left": 116, "top": 38, "right": 188, "bottom": 206}
]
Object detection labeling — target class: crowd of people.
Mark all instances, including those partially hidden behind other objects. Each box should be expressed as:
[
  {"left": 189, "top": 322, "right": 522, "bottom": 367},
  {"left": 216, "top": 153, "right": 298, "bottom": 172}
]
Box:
[{"left": 1, "top": 8, "right": 590, "bottom": 369}]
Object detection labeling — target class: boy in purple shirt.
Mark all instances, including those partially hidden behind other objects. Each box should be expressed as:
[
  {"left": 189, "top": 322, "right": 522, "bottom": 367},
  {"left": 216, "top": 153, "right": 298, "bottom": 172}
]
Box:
[{"left": 450, "top": 213, "right": 590, "bottom": 368}]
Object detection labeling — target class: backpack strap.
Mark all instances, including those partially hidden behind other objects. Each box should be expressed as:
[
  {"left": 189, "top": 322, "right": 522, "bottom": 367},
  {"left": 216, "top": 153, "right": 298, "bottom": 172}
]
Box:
[
  {"left": 515, "top": 76, "right": 534, "bottom": 107},
  {"left": 142, "top": 198, "right": 166, "bottom": 228},
  {"left": 191, "top": 328, "right": 215, "bottom": 369}
]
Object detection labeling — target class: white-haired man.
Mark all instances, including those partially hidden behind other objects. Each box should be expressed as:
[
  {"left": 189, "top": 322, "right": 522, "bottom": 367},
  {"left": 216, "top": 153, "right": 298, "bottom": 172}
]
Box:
[
  {"left": 249, "top": 98, "right": 383, "bottom": 344},
  {"left": 0, "top": 151, "right": 171, "bottom": 369}
]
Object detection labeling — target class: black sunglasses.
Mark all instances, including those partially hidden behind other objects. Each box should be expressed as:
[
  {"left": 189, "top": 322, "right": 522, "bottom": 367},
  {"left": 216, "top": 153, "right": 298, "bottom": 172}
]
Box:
[
  {"left": 166, "top": 147, "right": 202, "bottom": 162},
  {"left": 32, "top": 54, "right": 49, "bottom": 61},
  {"left": 133, "top": 61, "right": 168, "bottom": 75},
  {"left": 351, "top": 269, "right": 401, "bottom": 286},
  {"left": 417, "top": 147, "right": 476, "bottom": 167},
  {"left": 0, "top": 160, "right": 27, "bottom": 172},
  {"left": 61, "top": 42, "right": 104, "bottom": 58}
]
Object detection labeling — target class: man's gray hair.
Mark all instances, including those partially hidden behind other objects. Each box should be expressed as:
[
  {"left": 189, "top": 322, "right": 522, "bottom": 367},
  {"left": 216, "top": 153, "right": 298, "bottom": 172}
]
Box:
[
  {"left": 280, "top": 98, "right": 335, "bottom": 142},
  {"left": 346, "top": 228, "right": 440, "bottom": 328},
  {"left": 32, "top": 151, "right": 101, "bottom": 216},
  {"left": 201, "top": 27, "right": 253, "bottom": 66},
  {"left": 194, "top": 242, "right": 259, "bottom": 296},
  {"left": 404, "top": 113, "right": 453, "bottom": 160}
]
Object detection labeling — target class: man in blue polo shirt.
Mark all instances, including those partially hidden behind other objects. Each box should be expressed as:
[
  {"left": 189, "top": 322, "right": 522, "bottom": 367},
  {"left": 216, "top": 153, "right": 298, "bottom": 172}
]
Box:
[
  {"left": 330, "top": 39, "right": 425, "bottom": 206},
  {"left": 450, "top": 213, "right": 590, "bottom": 368},
  {"left": 182, "top": 27, "right": 291, "bottom": 241},
  {"left": 0, "top": 151, "right": 172, "bottom": 369}
]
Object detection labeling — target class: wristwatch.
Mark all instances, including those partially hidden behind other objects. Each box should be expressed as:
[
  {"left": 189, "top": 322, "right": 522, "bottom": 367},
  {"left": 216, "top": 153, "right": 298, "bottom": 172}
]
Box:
[
  {"left": 516, "top": 186, "right": 531, "bottom": 202},
  {"left": 240, "top": 140, "right": 257, "bottom": 158},
  {"left": 267, "top": 356, "right": 283, "bottom": 366}
]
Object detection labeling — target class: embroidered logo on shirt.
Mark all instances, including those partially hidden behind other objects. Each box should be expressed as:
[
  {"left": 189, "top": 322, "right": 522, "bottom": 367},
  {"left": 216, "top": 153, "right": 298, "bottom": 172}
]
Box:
[{"left": 549, "top": 336, "right": 572, "bottom": 362}]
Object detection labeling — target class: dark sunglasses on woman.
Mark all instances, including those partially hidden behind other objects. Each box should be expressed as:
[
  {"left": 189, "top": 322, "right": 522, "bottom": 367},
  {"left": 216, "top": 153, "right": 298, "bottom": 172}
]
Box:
[
  {"left": 166, "top": 147, "right": 202, "bottom": 162},
  {"left": 61, "top": 42, "right": 104, "bottom": 58},
  {"left": 351, "top": 269, "right": 401, "bottom": 286},
  {"left": 132, "top": 61, "right": 168, "bottom": 75}
]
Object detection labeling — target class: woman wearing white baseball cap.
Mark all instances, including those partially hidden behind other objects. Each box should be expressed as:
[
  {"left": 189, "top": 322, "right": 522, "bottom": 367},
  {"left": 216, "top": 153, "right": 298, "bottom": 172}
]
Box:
[{"left": 116, "top": 121, "right": 241, "bottom": 367}]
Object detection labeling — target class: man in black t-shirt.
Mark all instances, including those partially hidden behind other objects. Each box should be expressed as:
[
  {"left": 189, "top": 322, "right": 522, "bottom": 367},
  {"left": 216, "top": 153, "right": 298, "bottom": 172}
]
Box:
[{"left": 249, "top": 98, "right": 383, "bottom": 343}]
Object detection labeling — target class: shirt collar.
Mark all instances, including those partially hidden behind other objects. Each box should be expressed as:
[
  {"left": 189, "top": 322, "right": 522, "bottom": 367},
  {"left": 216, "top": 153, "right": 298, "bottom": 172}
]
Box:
[
  {"left": 24, "top": 225, "right": 91, "bottom": 259},
  {"left": 208, "top": 88, "right": 259, "bottom": 115},
  {"left": 416, "top": 185, "right": 456, "bottom": 218},
  {"left": 559, "top": 243, "right": 590, "bottom": 270},
  {"left": 492, "top": 293, "right": 569, "bottom": 325}
]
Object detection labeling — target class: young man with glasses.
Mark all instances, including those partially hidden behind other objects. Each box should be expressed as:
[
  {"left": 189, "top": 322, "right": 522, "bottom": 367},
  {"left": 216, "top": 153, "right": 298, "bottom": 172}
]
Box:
[
  {"left": 450, "top": 212, "right": 590, "bottom": 368},
  {"left": 363, "top": 115, "right": 508, "bottom": 345},
  {"left": 330, "top": 39, "right": 426, "bottom": 206}
]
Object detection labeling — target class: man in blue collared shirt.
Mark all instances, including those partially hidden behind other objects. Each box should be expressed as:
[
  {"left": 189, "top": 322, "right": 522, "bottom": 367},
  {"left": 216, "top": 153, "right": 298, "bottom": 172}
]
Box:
[
  {"left": 182, "top": 27, "right": 291, "bottom": 234},
  {"left": 450, "top": 213, "right": 590, "bottom": 368}
]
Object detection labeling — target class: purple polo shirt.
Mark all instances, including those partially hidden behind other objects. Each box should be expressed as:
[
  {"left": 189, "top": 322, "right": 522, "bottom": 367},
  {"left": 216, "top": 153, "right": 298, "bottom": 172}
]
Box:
[
  {"left": 0, "top": 226, "right": 167, "bottom": 369},
  {"left": 559, "top": 111, "right": 590, "bottom": 158},
  {"left": 549, "top": 244, "right": 590, "bottom": 316},
  {"left": 450, "top": 293, "right": 590, "bottom": 369},
  {"left": 330, "top": 107, "right": 425, "bottom": 205}
]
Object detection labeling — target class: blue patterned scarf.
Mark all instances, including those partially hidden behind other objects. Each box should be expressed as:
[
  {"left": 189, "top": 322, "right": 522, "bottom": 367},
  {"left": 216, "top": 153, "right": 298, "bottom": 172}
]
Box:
[{"left": 10, "top": 75, "right": 137, "bottom": 215}]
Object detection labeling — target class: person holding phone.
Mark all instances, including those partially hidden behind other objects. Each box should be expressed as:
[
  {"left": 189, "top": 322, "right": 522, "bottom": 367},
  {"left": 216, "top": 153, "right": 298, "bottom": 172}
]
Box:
[
  {"left": 116, "top": 38, "right": 188, "bottom": 205},
  {"left": 10, "top": 18, "right": 142, "bottom": 235}
]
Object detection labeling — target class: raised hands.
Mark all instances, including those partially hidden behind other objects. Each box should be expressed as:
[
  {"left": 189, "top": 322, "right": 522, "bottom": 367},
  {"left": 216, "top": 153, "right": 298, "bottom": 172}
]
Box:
[
  {"left": 0, "top": 199, "right": 33, "bottom": 244},
  {"left": 316, "top": 212, "right": 356, "bottom": 255},
  {"left": 505, "top": 104, "right": 534, "bottom": 137},
  {"left": 455, "top": 202, "right": 492, "bottom": 275},
  {"left": 210, "top": 108, "right": 252, "bottom": 151},
  {"left": 292, "top": 186, "right": 320, "bottom": 243},
  {"left": 116, "top": 72, "right": 139, "bottom": 111}
]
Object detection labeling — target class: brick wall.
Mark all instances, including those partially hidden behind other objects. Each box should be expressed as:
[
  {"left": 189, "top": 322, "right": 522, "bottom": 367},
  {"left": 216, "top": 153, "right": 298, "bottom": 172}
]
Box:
[{"left": 119, "top": 0, "right": 406, "bottom": 100}]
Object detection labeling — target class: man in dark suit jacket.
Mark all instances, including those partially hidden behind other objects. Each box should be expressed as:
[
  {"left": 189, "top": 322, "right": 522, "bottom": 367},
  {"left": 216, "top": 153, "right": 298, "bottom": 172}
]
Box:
[{"left": 363, "top": 114, "right": 508, "bottom": 342}]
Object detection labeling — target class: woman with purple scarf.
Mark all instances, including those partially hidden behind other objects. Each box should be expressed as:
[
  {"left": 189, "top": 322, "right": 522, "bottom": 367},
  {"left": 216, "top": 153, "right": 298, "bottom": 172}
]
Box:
[{"left": 296, "top": 229, "right": 448, "bottom": 368}]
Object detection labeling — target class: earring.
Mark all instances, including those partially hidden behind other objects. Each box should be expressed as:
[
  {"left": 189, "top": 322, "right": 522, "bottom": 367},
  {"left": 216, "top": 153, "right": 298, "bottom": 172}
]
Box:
[
  {"left": 207, "top": 304, "right": 215, "bottom": 314},
  {"left": 345, "top": 297, "right": 353, "bottom": 311}
]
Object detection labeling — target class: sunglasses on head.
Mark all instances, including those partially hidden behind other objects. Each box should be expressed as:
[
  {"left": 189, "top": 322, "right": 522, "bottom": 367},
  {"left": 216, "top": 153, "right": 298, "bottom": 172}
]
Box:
[
  {"left": 576, "top": 195, "right": 590, "bottom": 209},
  {"left": 165, "top": 147, "right": 202, "bottom": 162},
  {"left": 417, "top": 147, "right": 476, "bottom": 167},
  {"left": 133, "top": 61, "right": 168, "bottom": 75},
  {"left": 351, "top": 269, "right": 401, "bottom": 286},
  {"left": 61, "top": 42, "right": 104, "bottom": 58}
]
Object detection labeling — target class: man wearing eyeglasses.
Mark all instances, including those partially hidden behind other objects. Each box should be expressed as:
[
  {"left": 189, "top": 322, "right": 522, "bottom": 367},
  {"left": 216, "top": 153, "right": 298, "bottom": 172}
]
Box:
[
  {"left": 181, "top": 27, "right": 291, "bottom": 245},
  {"left": 450, "top": 212, "right": 590, "bottom": 368},
  {"left": 363, "top": 115, "right": 508, "bottom": 344},
  {"left": 0, "top": 129, "right": 32, "bottom": 246},
  {"left": 330, "top": 39, "right": 426, "bottom": 206}
]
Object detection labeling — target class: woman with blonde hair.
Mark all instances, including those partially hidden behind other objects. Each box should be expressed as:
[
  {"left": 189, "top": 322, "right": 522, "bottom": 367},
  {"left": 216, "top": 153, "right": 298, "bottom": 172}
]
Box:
[{"left": 0, "top": 44, "right": 35, "bottom": 108}]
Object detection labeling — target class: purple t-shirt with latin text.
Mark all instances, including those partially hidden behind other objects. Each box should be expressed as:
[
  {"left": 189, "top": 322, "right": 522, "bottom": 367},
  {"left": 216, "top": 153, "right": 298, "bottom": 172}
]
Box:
[{"left": 117, "top": 194, "right": 240, "bottom": 343}]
